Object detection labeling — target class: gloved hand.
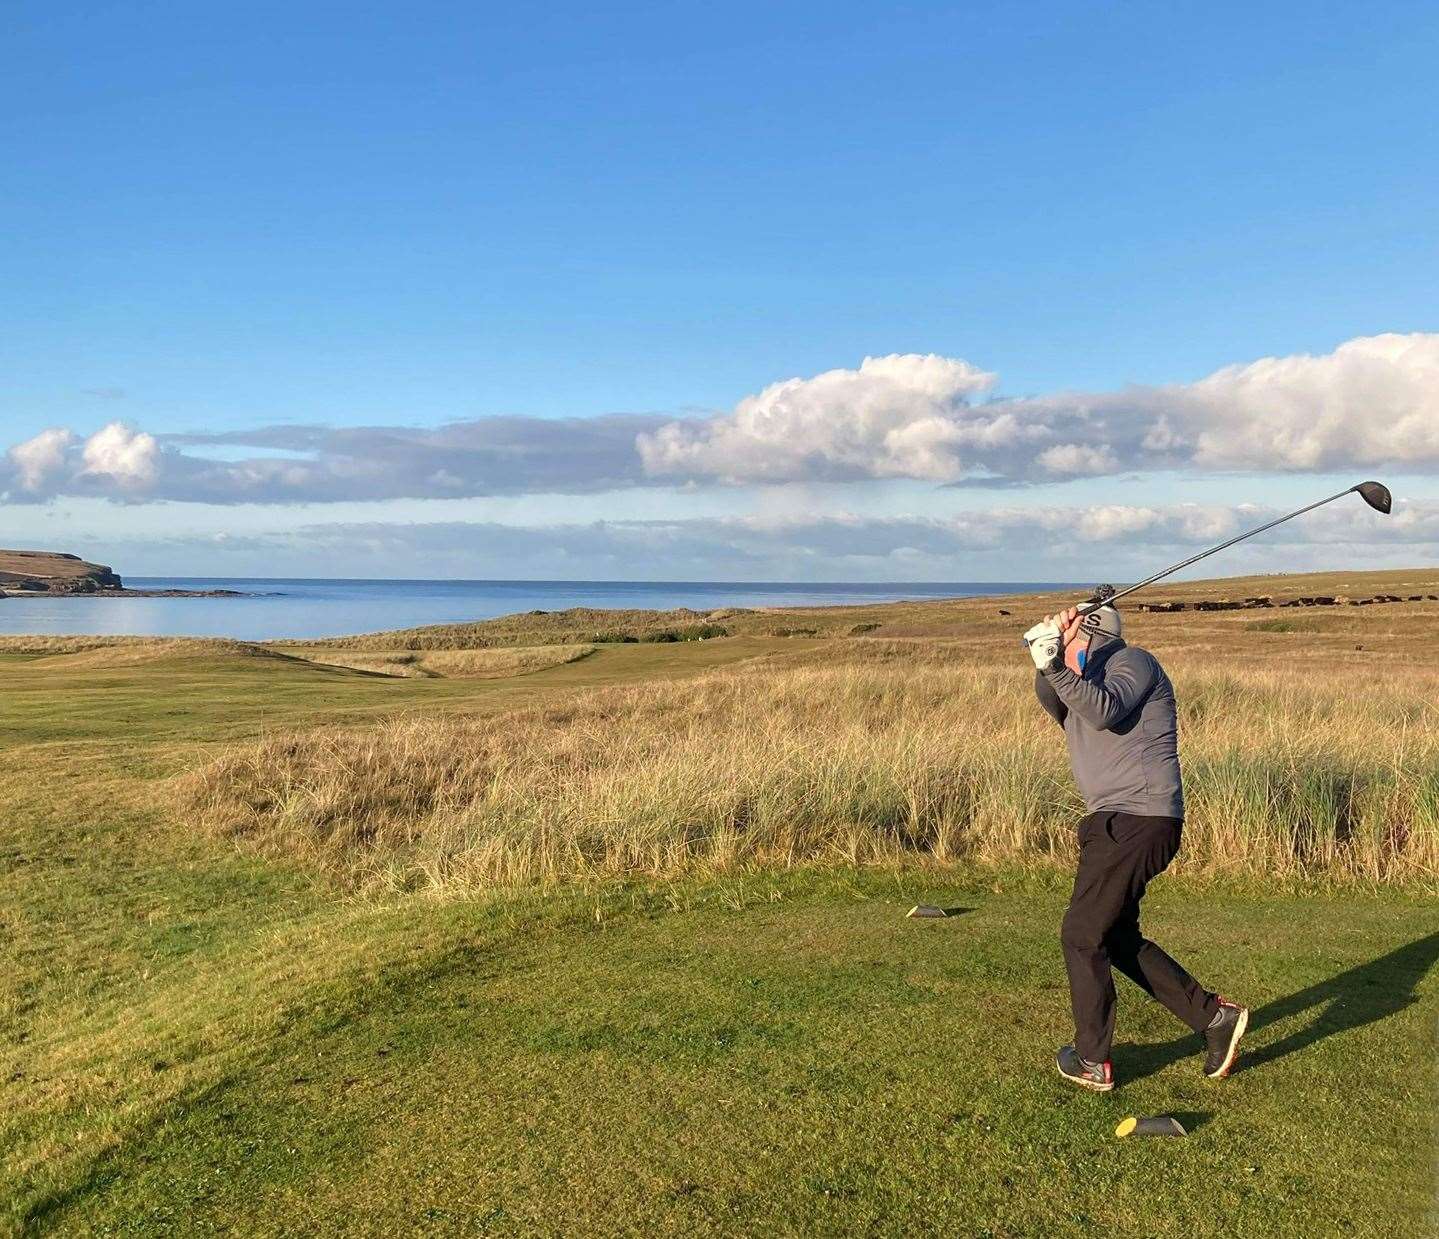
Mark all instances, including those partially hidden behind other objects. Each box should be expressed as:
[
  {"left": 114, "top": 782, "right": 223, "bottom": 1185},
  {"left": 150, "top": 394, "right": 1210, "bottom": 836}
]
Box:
[{"left": 1023, "top": 619, "right": 1063, "bottom": 671}]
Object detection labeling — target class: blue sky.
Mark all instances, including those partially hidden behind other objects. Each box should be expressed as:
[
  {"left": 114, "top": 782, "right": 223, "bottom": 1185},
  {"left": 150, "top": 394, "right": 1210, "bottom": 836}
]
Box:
[{"left": 2, "top": 2, "right": 1436, "bottom": 579}]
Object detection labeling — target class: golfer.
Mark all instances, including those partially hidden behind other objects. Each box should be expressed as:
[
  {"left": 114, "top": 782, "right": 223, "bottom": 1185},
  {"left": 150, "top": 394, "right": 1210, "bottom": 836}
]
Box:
[{"left": 1029, "top": 603, "right": 1247, "bottom": 1090}]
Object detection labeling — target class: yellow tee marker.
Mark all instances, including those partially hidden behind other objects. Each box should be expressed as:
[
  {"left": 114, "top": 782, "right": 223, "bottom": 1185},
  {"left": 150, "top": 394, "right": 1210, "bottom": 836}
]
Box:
[{"left": 1116, "top": 1115, "right": 1187, "bottom": 1138}]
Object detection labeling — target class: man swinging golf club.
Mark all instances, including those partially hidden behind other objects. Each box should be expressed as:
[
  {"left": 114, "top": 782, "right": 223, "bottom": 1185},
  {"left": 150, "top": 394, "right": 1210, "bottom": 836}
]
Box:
[
  {"left": 1016, "top": 482, "right": 1392, "bottom": 1088},
  {"left": 1027, "top": 601, "right": 1247, "bottom": 1090}
]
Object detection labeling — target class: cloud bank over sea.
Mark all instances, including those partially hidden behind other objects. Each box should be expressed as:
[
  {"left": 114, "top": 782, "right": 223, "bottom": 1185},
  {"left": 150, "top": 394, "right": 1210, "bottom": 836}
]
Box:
[
  {"left": 3, "top": 332, "right": 1433, "bottom": 578},
  {"left": 5, "top": 333, "right": 1437, "bottom": 506},
  {"left": 50, "top": 498, "right": 1431, "bottom": 583}
]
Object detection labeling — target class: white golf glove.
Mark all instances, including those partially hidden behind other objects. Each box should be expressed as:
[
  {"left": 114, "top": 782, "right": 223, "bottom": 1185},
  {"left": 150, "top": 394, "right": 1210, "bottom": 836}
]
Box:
[{"left": 1023, "top": 619, "right": 1063, "bottom": 671}]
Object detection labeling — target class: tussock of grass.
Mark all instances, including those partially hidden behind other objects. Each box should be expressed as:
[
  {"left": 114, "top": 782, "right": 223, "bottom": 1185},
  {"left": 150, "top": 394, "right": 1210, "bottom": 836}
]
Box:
[{"left": 181, "top": 643, "right": 1439, "bottom": 892}]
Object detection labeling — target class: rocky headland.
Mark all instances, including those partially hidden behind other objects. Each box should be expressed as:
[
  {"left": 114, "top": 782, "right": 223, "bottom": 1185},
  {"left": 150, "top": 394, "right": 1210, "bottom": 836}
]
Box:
[{"left": 0, "top": 550, "right": 245, "bottom": 598}]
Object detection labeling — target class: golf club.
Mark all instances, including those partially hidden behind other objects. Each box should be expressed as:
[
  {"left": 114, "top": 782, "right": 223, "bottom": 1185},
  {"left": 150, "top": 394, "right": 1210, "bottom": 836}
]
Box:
[
  {"left": 1023, "top": 481, "right": 1392, "bottom": 647},
  {"left": 1074, "top": 480, "right": 1393, "bottom": 615}
]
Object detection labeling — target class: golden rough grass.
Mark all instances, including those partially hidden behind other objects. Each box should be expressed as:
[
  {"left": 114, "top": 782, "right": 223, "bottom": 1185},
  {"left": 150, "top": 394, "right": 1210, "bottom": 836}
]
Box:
[
  {"left": 298, "top": 644, "right": 596, "bottom": 679},
  {"left": 4, "top": 637, "right": 289, "bottom": 665},
  {"left": 0, "top": 635, "right": 158, "bottom": 655},
  {"left": 181, "top": 642, "right": 1439, "bottom": 892},
  {"left": 418, "top": 645, "right": 596, "bottom": 677}
]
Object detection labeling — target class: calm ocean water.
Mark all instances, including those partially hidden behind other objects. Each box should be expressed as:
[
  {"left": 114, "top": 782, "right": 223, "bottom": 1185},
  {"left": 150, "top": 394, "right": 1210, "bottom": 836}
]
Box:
[{"left": 0, "top": 578, "right": 1075, "bottom": 641}]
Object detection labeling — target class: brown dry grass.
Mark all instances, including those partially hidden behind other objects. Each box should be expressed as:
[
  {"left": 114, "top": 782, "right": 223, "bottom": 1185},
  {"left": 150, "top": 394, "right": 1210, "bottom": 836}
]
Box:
[
  {"left": 181, "top": 639, "right": 1439, "bottom": 893},
  {"left": 0, "top": 637, "right": 289, "bottom": 664},
  {"left": 0, "top": 635, "right": 154, "bottom": 655},
  {"left": 296, "top": 644, "right": 596, "bottom": 679}
]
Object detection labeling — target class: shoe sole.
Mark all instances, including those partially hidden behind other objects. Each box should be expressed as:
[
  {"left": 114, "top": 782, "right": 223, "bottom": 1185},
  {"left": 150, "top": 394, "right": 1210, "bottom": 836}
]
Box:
[
  {"left": 1205, "top": 1006, "right": 1249, "bottom": 1079},
  {"left": 1056, "top": 1062, "right": 1114, "bottom": 1092}
]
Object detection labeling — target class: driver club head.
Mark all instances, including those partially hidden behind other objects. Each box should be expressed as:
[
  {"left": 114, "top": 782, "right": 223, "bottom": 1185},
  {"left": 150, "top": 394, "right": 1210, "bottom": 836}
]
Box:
[{"left": 1354, "top": 481, "right": 1392, "bottom": 514}]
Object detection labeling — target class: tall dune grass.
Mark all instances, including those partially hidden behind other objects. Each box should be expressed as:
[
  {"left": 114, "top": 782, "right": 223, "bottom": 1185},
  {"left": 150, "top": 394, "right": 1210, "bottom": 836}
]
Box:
[{"left": 180, "top": 643, "right": 1439, "bottom": 892}]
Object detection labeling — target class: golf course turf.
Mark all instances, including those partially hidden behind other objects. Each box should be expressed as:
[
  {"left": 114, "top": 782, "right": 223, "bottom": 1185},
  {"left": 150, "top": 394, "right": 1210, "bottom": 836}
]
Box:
[{"left": 2, "top": 571, "right": 1436, "bottom": 1236}]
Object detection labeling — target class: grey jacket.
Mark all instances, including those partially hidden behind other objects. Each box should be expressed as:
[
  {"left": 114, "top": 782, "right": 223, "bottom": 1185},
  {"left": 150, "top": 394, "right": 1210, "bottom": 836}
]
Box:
[{"left": 1034, "top": 636, "right": 1184, "bottom": 819}]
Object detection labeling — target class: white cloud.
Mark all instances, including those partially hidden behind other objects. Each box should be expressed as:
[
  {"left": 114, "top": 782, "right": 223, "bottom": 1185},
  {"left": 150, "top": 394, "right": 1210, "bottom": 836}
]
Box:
[
  {"left": 0, "top": 415, "right": 670, "bottom": 504},
  {"left": 79, "top": 422, "right": 160, "bottom": 487},
  {"left": 1185, "top": 333, "right": 1439, "bottom": 469},
  {"left": 640, "top": 332, "right": 1439, "bottom": 485},
  {"left": 7, "top": 427, "right": 77, "bottom": 492},
  {"left": 637, "top": 354, "right": 999, "bottom": 482},
  {"left": 5, "top": 423, "right": 161, "bottom": 498},
  {"left": 1, "top": 334, "right": 1437, "bottom": 505}
]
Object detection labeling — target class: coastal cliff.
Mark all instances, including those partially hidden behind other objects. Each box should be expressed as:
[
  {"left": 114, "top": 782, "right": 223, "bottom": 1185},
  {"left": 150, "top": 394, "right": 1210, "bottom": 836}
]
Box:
[
  {"left": 0, "top": 549, "right": 123, "bottom": 594},
  {"left": 0, "top": 549, "right": 244, "bottom": 598}
]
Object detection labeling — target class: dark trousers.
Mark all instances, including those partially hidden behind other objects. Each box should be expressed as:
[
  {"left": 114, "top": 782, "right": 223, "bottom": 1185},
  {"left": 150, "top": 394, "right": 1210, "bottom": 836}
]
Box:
[{"left": 1061, "top": 811, "right": 1218, "bottom": 1063}]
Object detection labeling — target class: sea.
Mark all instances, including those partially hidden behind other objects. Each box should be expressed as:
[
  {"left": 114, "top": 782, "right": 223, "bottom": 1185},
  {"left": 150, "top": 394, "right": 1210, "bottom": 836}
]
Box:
[{"left": 0, "top": 578, "right": 1076, "bottom": 642}]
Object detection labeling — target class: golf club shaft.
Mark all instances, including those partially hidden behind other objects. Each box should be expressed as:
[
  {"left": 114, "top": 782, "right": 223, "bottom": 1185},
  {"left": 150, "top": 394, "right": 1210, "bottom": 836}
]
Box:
[{"left": 1079, "top": 486, "right": 1361, "bottom": 615}]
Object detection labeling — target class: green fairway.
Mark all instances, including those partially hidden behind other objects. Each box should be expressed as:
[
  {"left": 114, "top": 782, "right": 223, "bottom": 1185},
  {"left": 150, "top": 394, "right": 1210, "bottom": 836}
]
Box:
[
  {"left": 7, "top": 865, "right": 1435, "bottom": 1236},
  {"left": 2, "top": 607, "right": 1436, "bottom": 1236}
]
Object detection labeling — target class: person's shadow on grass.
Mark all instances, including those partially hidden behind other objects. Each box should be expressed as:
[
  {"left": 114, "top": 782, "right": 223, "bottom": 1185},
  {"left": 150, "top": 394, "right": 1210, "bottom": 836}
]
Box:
[{"left": 1120, "top": 929, "right": 1439, "bottom": 1083}]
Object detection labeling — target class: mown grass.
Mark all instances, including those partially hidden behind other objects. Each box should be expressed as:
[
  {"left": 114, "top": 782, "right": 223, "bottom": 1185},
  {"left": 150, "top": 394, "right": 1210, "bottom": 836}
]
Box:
[
  {"left": 11, "top": 873, "right": 1436, "bottom": 1237},
  {"left": 2, "top": 570, "right": 1438, "bottom": 1236}
]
